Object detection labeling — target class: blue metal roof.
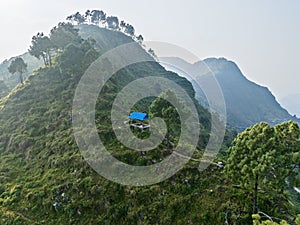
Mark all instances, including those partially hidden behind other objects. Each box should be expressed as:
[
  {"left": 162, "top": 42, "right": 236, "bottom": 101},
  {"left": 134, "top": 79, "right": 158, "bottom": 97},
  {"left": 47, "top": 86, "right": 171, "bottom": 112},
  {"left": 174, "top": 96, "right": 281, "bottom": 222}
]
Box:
[{"left": 128, "top": 112, "right": 149, "bottom": 121}]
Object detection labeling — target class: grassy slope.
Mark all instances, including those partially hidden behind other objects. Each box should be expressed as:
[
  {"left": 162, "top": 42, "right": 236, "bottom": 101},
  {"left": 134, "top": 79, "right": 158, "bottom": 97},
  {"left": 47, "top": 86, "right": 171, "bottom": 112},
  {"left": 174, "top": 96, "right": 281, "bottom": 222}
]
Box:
[
  {"left": 0, "top": 25, "right": 234, "bottom": 225},
  {"left": 0, "top": 25, "right": 296, "bottom": 224}
]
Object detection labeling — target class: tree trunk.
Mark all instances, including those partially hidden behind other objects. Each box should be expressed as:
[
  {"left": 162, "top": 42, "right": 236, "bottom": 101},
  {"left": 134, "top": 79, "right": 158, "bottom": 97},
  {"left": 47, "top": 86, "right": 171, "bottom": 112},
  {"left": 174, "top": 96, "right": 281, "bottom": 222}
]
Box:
[
  {"left": 253, "top": 174, "right": 259, "bottom": 214},
  {"left": 42, "top": 53, "right": 48, "bottom": 67},
  {"left": 42, "top": 55, "right": 47, "bottom": 66},
  {"left": 278, "top": 188, "right": 284, "bottom": 212},
  {"left": 48, "top": 50, "right": 52, "bottom": 67},
  {"left": 166, "top": 131, "right": 170, "bottom": 150},
  {"left": 19, "top": 72, "right": 23, "bottom": 84},
  {"left": 46, "top": 50, "right": 52, "bottom": 67}
]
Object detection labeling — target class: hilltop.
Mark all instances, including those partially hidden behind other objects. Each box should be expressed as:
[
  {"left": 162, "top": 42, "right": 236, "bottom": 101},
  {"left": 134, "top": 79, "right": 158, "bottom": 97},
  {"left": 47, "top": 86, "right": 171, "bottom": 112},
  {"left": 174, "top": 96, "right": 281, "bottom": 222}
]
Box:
[
  {"left": 204, "top": 57, "right": 300, "bottom": 129},
  {"left": 160, "top": 56, "right": 300, "bottom": 130}
]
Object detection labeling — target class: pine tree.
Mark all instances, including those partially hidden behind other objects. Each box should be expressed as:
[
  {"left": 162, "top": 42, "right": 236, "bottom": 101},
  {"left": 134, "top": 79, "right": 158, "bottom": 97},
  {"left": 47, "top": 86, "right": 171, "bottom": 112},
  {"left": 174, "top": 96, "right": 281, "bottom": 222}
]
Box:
[
  {"left": 225, "top": 122, "right": 275, "bottom": 214},
  {"left": 8, "top": 57, "right": 27, "bottom": 84}
]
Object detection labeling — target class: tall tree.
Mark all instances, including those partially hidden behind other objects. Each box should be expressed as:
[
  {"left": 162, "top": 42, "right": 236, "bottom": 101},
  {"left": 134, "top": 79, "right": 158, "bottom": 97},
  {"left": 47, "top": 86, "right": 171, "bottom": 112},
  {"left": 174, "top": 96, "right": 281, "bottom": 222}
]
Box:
[
  {"left": 106, "top": 16, "right": 119, "bottom": 30},
  {"left": 225, "top": 122, "right": 275, "bottom": 214},
  {"left": 66, "top": 12, "right": 86, "bottom": 25},
  {"left": 120, "top": 20, "right": 127, "bottom": 31},
  {"left": 268, "top": 121, "right": 300, "bottom": 210},
  {"left": 29, "top": 33, "right": 54, "bottom": 67},
  {"left": 136, "top": 34, "right": 144, "bottom": 45},
  {"left": 124, "top": 24, "right": 135, "bottom": 36},
  {"left": 91, "top": 10, "right": 106, "bottom": 26},
  {"left": 120, "top": 21, "right": 135, "bottom": 36},
  {"left": 85, "top": 10, "right": 92, "bottom": 24},
  {"left": 76, "top": 12, "right": 86, "bottom": 24},
  {"left": 66, "top": 15, "right": 75, "bottom": 24},
  {"left": 8, "top": 57, "right": 27, "bottom": 84}
]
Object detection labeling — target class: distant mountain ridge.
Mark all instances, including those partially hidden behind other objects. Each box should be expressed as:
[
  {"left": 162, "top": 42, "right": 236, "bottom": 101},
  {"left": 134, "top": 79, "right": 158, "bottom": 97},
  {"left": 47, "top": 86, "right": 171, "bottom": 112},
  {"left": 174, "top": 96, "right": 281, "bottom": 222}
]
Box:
[
  {"left": 280, "top": 93, "right": 300, "bottom": 118},
  {"left": 161, "top": 57, "right": 300, "bottom": 130}
]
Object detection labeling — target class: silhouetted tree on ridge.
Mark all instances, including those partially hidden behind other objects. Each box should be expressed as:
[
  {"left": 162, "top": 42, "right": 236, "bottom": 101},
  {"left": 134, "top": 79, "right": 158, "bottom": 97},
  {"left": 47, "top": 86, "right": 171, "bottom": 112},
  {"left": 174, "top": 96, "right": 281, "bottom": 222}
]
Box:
[
  {"left": 66, "top": 9, "right": 145, "bottom": 46},
  {"left": 29, "top": 33, "right": 54, "bottom": 67},
  {"left": 8, "top": 57, "right": 27, "bottom": 84}
]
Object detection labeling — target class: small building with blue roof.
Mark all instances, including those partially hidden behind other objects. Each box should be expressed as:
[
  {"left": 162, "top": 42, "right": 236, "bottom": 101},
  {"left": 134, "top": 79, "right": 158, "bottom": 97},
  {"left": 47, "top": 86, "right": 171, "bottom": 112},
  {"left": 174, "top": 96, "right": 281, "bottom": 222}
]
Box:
[
  {"left": 127, "top": 112, "right": 150, "bottom": 130},
  {"left": 128, "top": 112, "right": 149, "bottom": 121}
]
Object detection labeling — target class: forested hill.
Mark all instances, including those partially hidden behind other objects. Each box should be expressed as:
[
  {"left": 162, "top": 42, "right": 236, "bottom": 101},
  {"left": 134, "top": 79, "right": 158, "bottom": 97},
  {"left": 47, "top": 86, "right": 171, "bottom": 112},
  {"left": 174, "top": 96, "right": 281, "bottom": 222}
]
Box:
[{"left": 0, "top": 20, "right": 221, "bottom": 224}]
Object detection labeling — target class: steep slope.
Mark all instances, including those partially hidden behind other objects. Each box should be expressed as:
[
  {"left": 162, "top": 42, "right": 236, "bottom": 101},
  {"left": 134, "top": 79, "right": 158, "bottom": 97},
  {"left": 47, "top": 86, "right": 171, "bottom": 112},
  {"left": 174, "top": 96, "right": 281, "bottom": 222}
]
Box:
[
  {"left": 203, "top": 57, "right": 300, "bottom": 130},
  {"left": 0, "top": 25, "right": 235, "bottom": 225},
  {"left": 161, "top": 57, "right": 300, "bottom": 130}
]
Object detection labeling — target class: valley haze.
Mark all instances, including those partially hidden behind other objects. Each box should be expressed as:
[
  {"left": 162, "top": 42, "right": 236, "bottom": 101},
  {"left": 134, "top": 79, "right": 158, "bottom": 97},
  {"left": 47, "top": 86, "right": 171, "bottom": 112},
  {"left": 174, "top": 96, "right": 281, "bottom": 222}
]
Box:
[{"left": 0, "top": 0, "right": 299, "bottom": 116}]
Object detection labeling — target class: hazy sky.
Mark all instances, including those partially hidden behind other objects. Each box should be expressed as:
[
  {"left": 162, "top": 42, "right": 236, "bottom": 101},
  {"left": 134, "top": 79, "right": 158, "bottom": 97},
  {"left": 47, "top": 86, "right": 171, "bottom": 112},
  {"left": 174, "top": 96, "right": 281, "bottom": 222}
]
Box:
[{"left": 0, "top": 0, "right": 299, "bottom": 102}]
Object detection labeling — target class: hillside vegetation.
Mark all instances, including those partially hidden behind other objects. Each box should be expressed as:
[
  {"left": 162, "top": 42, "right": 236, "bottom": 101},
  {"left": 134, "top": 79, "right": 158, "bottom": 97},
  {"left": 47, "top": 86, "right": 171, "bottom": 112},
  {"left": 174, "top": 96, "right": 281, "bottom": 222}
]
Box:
[
  {"left": 0, "top": 21, "right": 223, "bottom": 225},
  {"left": 0, "top": 10, "right": 299, "bottom": 225}
]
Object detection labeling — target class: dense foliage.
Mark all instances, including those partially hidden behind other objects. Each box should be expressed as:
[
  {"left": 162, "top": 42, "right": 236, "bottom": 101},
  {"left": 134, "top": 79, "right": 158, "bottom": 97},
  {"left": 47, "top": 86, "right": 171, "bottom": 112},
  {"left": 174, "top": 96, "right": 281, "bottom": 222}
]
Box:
[
  {"left": 66, "top": 10, "right": 144, "bottom": 46},
  {"left": 226, "top": 121, "right": 300, "bottom": 222}
]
